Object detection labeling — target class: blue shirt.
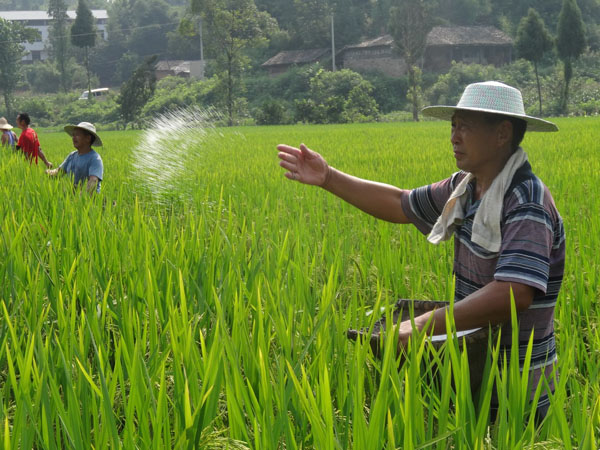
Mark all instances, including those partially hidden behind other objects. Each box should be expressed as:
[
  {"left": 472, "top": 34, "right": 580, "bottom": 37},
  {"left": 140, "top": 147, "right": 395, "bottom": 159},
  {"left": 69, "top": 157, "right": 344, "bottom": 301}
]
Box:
[{"left": 59, "top": 150, "right": 104, "bottom": 193}]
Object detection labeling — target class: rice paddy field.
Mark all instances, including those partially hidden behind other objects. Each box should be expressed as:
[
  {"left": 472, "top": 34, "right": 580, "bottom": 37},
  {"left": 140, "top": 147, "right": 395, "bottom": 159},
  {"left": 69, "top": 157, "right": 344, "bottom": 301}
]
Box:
[{"left": 0, "top": 116, "right": 599, "bottom": 448}]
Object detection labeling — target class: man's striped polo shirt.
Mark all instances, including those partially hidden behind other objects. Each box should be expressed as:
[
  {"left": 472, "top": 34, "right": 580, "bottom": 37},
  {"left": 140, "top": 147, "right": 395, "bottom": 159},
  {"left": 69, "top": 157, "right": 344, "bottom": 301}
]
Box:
[{"left": 401, "top": 160, "right": 566, "bottom": 414}]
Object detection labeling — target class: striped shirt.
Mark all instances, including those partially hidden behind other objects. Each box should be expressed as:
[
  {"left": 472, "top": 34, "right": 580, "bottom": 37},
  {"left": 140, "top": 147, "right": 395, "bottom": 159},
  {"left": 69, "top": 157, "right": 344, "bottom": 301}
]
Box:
[{"left": 401, "top": 161, "right": 565, "bottom": 414}]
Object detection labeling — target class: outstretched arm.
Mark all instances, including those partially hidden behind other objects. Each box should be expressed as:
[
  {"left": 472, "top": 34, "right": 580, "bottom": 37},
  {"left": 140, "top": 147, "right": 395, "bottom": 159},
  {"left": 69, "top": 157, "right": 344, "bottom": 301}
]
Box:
[
  {"left": 46, "top": 167, "right": 64, "bottom": 177},
  {"left": 38, "top": 147, "right": 53, "bottom": 168},
  {"left": 277, "top": 143, "right": 412, "bottom": 224}
]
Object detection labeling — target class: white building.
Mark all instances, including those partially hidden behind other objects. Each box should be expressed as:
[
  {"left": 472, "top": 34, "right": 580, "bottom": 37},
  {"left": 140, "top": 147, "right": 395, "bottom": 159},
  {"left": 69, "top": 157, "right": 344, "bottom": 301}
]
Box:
[{"left": 0, "top": 10, "right": 108, "bottom": 63}]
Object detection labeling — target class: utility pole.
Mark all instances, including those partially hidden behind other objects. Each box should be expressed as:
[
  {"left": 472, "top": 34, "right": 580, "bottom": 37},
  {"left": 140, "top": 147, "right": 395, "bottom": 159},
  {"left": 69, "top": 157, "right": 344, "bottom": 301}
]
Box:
[
  {"left": 199, "top": 16, "right": 204, "bottom": 62},
  {"left": 331, "top": 12, "right": 336, "bottom": 71},
  {"left": 197, "top": 16, "right": 205, "bottom": 79}
]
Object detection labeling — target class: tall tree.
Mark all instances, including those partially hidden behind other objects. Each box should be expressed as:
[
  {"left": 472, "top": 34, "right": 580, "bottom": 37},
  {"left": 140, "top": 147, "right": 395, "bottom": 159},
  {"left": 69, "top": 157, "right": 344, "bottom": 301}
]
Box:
[
  {"left": 47, "top": 0, "right": 70, "bottom": 92},
  {"left": 389, "top": 0, "right": 433, "bottom": 122},
  {"left": 515, "top": 8, "right": 554, "bottom": 116},
  {"left": 556, "top": 0, "right": 586, "bottom": 113},
  {"left": 117, "top": 55, "right": 158, "bottom": 128},
  {"left": 71, "top": 0, "right": 97, "bottom": 98},
  {"left": 191, "top": 0, "right": 276, "bottom": 125},
  {"left": 0, "top": 19, "right": 39, "bottom": 117}
]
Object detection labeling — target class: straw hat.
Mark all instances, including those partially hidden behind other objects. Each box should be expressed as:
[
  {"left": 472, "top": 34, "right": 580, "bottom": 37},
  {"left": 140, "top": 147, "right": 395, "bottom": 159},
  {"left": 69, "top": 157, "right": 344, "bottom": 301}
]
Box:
[
  {"left": 64, "top": 122, "right": 103, "bottom": 147},
  {"left": 0, "top": 117, "right": 13, "bottom": 130},
  {"left": 422, "top": 81, "right": 558, "bottom": 132}
]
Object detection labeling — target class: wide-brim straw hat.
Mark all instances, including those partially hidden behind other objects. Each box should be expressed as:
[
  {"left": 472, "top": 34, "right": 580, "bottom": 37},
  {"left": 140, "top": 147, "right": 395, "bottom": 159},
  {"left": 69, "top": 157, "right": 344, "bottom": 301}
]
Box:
[
  {"left": 64, "top": 122, "right": 103, "bottom": 147},
  {"left": 0, "top": 117, "right": 13, "bottom": 130},
  {"left": 422, "top": 81, "right": 558, "bottom": 132}
]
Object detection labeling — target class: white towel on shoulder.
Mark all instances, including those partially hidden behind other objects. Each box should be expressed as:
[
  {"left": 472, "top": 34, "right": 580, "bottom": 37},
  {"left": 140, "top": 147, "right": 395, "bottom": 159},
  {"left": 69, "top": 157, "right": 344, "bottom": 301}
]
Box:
[{"left": 427, "top": 148, "right": 527, "bottom": 253}]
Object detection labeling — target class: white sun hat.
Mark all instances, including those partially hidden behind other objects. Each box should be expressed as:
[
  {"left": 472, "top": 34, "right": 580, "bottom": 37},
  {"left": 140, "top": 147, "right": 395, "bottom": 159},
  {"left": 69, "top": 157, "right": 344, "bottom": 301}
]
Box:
[
  {"left": 64, "top": 122, "right": 103, "bottom": 147},
  {"left": 0, "top": 117, "right": 13, "bottom": 130},
  {"left": 422, "top": 81, "right": 558, "bottom": 132}
]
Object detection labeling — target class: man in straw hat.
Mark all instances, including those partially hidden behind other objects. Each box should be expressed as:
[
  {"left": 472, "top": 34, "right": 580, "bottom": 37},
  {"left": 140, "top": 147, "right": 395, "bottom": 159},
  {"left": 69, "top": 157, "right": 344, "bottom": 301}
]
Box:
[
  {"left": 276, "top": 81, "right": 565, "bottom": 421},
  {"left": 47, "top": 122, "right": 104, "bottom": 193},
  {"left": 15, "top": 113, "right": 53, "bottom": 168},
  {"left": 0, "top": 117, "right": 18, "bottom": 150}
]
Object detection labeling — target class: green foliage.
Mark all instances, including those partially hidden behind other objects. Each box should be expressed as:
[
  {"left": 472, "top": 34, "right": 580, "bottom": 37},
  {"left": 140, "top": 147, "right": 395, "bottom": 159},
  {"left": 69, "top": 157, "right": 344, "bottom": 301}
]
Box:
[
  {"left": 557, "top": 0, "right": 587, "bottom": 112},
  {"left": 47, "top": 0, "right": 70, "bottom": 92},
  {"left": 254, "top": 97, "right": 290, "bottom": 125},
  {"left": 71, "top": 0, "right": 97, "bottom": 49},
  {"left": 343, "top": 80, "right": 380, "bottom": 122},
  {"left": 59, "top": 96, "right": 120, "bottom": 126},
  {"left": 293, "top": 68, "right": 379, "bottom": 124},
  {"left": 362, "top": 73, "right": 408, "bottom": 114},
  {"left": 516, "top": 9, "right": 555, "bottom": 115},
  {"left": 389, "top": 0, "right": 433, "bottom": 120},
  {"left": 191, "top": 0, "right": 277, "bottom": 125},
  {"left": 141, "top": 76, "right": 218, "bottom": 118},
  {"left": 516, "top": 9, "right": 554, "bottom": 64},
  {"left": 23, "top": 62, "right": 62, "bottom": 93},
  {"left": 426, "top": 62, "right": 497, "bottom": 106},
  {"left": 117, "top": 56, "right": 158, "bottom": 128},
  {"left": 71, "top": 0, "right": 97, "bottom": 96},
  {"left": 18, "top": 97, "right": 52, "bottom": 121}
]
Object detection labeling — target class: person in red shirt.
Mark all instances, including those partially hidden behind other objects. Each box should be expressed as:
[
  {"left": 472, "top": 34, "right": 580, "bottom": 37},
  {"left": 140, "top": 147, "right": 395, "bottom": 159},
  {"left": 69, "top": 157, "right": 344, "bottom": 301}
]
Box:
[{"left": 15, "top": 113, "right": 52, "bottom": 168}]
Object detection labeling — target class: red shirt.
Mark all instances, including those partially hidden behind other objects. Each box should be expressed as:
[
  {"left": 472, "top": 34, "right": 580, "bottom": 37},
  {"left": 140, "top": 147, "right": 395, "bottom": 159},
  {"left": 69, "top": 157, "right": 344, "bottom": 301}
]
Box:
[{"left": 17, "top": 127, "right": 40, "bottom": 164}]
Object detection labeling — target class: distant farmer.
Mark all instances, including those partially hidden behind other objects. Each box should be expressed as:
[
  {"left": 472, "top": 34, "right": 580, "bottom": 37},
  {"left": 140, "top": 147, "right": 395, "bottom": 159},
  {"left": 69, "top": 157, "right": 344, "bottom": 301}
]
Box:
[
  {"left": 0, "top": 117, "right": 18, "bottom": 150},
  {"left": 277, "top": 81, "right": 565, "bottom": 421},
  {"left": 46, "top": 122, "right": 104, "bottom": 194},
  {"left": 15, "top": 113, "right": 53, "bottom": 167}
]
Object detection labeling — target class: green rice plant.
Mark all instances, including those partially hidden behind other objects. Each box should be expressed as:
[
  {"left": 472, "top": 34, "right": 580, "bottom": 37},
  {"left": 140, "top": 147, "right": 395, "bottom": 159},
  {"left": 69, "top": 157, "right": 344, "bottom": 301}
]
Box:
[{"left": 0, "top": 117, "right": 598, "bottom": 447}]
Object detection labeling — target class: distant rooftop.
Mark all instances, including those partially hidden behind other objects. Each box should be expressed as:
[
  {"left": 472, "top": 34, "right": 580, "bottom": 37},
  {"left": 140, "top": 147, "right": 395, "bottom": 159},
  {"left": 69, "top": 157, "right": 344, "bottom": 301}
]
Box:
[
  {"left": 156, "top": 60, "right": 192, "bottom": 74},
  {"left": 0, "top": 10, "right": 108, "bottom": 21},
  {"left": 340, "top": 26, "right": 512, "bottom": 52},
  {"left": 262, "top": 48, "right": 329, "bottom": 67},
  {"left": 427, "top": 26, "right": 512, "bottom": 46}
]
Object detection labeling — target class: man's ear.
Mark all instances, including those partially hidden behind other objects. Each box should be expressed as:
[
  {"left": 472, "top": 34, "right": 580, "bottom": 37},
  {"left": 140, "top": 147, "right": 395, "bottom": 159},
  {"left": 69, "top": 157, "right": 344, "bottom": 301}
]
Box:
[{"left": 497, "top": 120, "right": 513, "bottom": 148}]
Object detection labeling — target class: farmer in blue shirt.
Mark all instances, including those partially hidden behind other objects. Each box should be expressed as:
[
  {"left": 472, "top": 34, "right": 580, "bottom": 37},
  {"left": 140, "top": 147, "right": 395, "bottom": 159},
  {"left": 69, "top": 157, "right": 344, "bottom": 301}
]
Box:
[{"left": 47, "top": 122, "right": 104, "bottom": 193}]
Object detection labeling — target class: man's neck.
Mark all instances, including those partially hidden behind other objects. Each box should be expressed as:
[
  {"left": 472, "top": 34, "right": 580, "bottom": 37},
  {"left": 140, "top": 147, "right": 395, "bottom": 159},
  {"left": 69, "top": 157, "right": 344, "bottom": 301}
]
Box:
[
  {"left": 472, "top": 148, "right": 514, "bottom": 200},
  {"left": 77, "top": 146, "right": 93, "bottom": 155}
]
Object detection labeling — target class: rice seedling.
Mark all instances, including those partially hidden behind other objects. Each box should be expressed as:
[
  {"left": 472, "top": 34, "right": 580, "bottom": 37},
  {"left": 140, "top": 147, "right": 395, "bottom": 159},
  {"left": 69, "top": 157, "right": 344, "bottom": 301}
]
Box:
[{"left": 0, "top": 116, "right": 598, "bottom": 448}]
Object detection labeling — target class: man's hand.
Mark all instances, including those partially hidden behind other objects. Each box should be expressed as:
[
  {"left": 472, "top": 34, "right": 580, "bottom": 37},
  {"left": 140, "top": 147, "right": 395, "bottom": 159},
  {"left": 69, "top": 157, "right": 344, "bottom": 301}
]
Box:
[
  {"left": 86, "top": 175, "right": 100, "bottom": 194},
  {"left": 396, "top": 319, "right": 416, "bottom": 349},
  {"left": 277, "top": 143, "right": 331, "bottom": 187}
]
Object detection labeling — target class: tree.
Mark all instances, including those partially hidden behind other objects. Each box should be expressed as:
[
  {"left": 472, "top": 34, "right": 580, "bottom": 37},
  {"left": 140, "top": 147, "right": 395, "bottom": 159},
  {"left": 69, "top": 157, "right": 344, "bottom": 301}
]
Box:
[
  {"left": 515, "top": 8, "right": 554, "bottom": 116},
  {"left": 389, "top": 0, "right": 433, "bottom": 122},
  {"left": 71, "top": 0, "right": 97, "bottom": 99},
  {"left": 0, "top": 19, "right": 39, "bottom": 117},
  {"left": 92, "top": 0, "right": 175, "bottom": 86},
  {"left": 191, "top": 0, "right": 276, "bottom": 125},
  {"left": 117, "top": 55, "right": 158, "bottom": 128},
  {"left": 47, "top": 0, "right": 70, "bottom": 92},
  {"left": 557, "top": 0, "right": 586, "bottom": 113}
]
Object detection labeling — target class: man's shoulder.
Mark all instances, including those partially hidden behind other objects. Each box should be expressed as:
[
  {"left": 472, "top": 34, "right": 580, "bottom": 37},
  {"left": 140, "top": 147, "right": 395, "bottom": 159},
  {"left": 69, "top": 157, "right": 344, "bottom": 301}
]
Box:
[{"left": 87, "top": 150, "right": 103, "bottom": 161}]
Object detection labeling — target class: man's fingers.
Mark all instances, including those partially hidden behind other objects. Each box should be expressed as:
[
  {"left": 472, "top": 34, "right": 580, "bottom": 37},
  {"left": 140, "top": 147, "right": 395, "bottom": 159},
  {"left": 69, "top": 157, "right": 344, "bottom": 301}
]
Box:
[
  {"left": 299, "top": 143, "right": 313, "bottom": 158},
  {"left": 277, "top": 144, "right": 301, "bottom": 156},
  {"left": 277, "top": 151, "right": 296, "bottom": 164}
]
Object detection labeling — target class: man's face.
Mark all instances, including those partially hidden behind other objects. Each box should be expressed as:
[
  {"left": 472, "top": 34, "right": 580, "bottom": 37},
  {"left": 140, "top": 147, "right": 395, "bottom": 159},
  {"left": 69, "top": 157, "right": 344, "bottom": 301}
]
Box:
[
  {"left": 450, "top": 111, "right": 508, "bottom": 174},
  {"left": 72, "top": 129, "right": 92, "bottom": 150}
]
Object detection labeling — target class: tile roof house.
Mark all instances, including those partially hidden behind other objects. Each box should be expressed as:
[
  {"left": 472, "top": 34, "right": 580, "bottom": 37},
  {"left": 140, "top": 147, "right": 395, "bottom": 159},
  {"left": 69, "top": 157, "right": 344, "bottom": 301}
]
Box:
[
  {"left": 261, "top": 48, "right": 330, "bottom": 76},
  {"left": 425, "top": 26, "right": 513, "bottom": 71},
  {"left": 155, "top": 60, "right": 206, "bottom": 80},
  {"left": 335, "top": 26, "right": 513, "bottom": 77}
]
